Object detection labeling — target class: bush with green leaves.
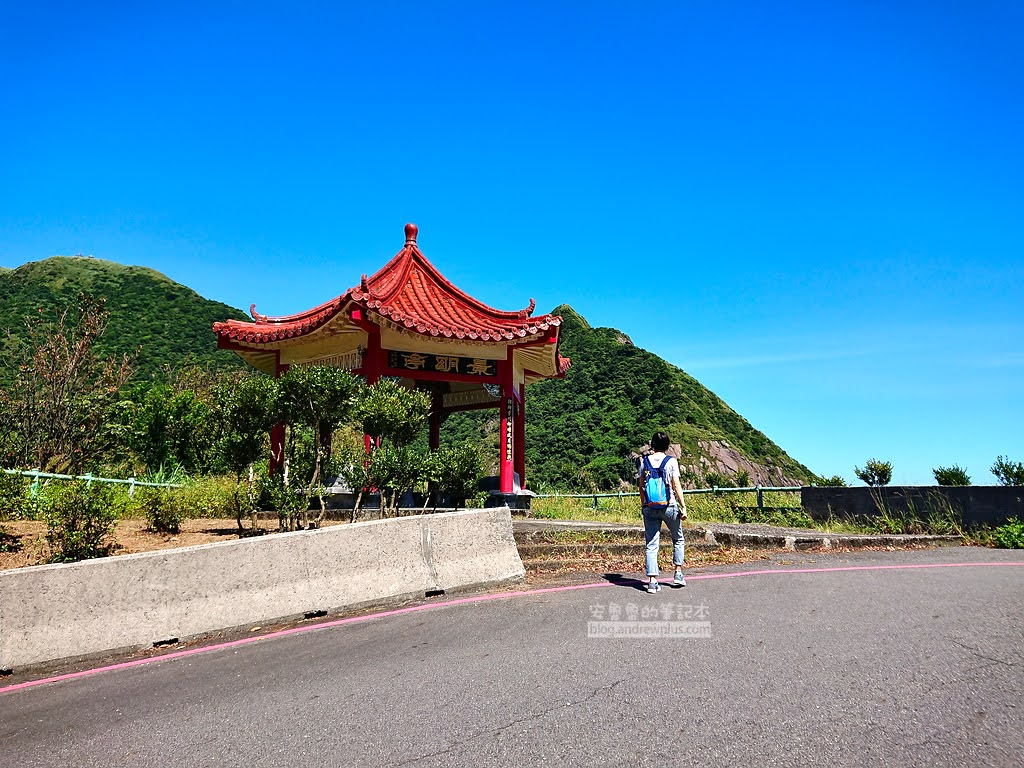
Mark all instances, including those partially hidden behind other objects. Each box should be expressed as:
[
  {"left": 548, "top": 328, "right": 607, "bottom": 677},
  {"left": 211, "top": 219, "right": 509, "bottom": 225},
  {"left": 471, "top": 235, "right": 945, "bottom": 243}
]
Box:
[
  {"left": 991, "top": 456, "right": 1024, "bottom": 486},
  {"left": 134, "top": 486, "right": 185, "bottom": 534},
  {"left": 215, "top": 373, "right": 278, "bottom": 531},
  {"left": 41, "top": 480, "right": 123, "bottom": 562},
  {"left": 368, "top": 444, "right": 426, "bottom": 515},
  {"left": 134, "top": 474, "right": 235, "bottom": 520},
  {"left": 262, "top": 471, "right": 309, "bottom": 531},
  {"left": 933, "top": 465, "right": 971, "bottom": 486},
  {"left": 817, "top": 475, "right": 848, "bottom": 487},
  {"left": 703, "top": 471, "right": 733, "bottom": 489},
  {"left": 0, "top": 473, "right": 32, "bottom": 520},
  {"left": 276, "top": 366, "right": 360, "bottom": 526},
  {"left": 433, "top": 441, "right": 483, "bottom": 508},
  {"left": 855, "top": 458, "right": 892, "bottom": 486},
  {"left": 993, "top": 518, "right": 1024, "bottom": 548},
  {"left": 124, "top": 384, "right": 218, "bottom": 475},
  {"left": 357, "top": 379, "right": 431, "bottom": 448}
]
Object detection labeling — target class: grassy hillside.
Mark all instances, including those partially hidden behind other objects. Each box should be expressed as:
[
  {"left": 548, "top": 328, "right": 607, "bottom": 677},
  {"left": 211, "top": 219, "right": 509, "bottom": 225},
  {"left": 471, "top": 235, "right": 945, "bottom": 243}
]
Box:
[{"left": 0, "top": 256, "right": 248, "bottom": 379}]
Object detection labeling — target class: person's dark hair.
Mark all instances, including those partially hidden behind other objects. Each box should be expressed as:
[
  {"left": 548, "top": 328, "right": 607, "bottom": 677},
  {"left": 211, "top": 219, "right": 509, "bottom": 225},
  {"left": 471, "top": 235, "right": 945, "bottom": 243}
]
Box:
[{"left": 651, "top": 431, "right": 670, "bottom": 452}]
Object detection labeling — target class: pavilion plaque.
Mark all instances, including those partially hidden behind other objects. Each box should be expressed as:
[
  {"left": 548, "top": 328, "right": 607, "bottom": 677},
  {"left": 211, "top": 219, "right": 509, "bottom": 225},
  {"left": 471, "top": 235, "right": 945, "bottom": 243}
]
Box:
[{"left": 387, "top": 350, "right": 496, "bottom": 377}]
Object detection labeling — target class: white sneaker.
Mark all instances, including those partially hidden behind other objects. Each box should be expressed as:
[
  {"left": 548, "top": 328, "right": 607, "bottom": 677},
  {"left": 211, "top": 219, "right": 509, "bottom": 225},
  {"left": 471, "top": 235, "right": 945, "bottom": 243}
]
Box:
[
  {"left": 646, "top": 579, "right": 661, "bottom": 594},
  {"left": 673, "top": 570, "right": 686, "bottom": 587}
]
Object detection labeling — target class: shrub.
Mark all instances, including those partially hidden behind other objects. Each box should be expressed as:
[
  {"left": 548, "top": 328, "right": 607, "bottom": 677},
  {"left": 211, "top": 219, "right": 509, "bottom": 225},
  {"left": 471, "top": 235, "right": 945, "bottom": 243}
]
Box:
[
  {"left": 735, "top": 505, "right": 814, "bottom": 529},
  {"left": 991, "top": 456, "right": 1024, "bottom": 486},
  {"left": 933, "top": 465, "right": 971, "bottom": 486},
  {"left": 173, "top": 475, "right": 237, "bottom": 519},
  {"left": 818, "top": 475, "right": 848, "bottom": 487},
  {"left": 263, "top": 471, "right": 309, "bottom": 531},
  {"left": 993, "top": 519, "right": 1024, "bottom": 548},
  {"left": 855, "top": 458, "right": 892, "bottom": 486},
  {"left": 135, "top": 487, "right": 185, "bottom": 534},
  {"left": 41, "top": 481, "right": 122, "bottom": 562},
  {"left": 703, "top": 471, "right": 732, "bottom": 488},
  {"left": 357, "top": 379, "right": 431, "bottom": 448},
  {"left": 995, "top": 520, "right": 1024, "bottom": 548},
  {"left": 432, "top": 442, "right": 484, "bottom": 507},
  {"left": 0, "top": 473, "right": 31, "bottom": 520}
]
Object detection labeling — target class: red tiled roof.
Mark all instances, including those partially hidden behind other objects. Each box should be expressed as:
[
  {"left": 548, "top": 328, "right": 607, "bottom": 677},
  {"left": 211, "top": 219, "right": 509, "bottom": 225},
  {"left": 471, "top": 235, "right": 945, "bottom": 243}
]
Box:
[{"left": 214, "top": 224, "right": 564, "bottom": 346}]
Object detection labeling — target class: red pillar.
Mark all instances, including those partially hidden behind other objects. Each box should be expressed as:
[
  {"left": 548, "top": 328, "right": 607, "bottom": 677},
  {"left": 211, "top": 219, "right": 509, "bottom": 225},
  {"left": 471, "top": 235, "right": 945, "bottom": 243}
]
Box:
[
  {"left": 514, "top": 382, "right": 526, "bottom": 490},
  {"left": 429, "top": 390, "right": 443, "bottom": 451},
  {"left": 499, "top": 359, "right": 515, "bottom": 494}
]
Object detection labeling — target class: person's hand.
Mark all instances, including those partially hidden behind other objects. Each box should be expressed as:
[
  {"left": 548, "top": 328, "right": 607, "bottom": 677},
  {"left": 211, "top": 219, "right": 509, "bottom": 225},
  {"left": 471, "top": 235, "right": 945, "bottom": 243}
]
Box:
[{"left": 680, "top": 509, "right": 688, "bottom": 520}]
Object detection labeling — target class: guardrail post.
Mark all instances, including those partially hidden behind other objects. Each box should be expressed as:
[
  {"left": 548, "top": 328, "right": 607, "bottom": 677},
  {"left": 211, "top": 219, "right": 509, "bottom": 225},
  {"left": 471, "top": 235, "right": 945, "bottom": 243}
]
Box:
[
  {"left": 592, "top": 493, "right": 598, "bottom": 510},
  {"left": 756, "top": 485, "right": 764, "bottom": 512},
  {"left": 129, "top": 477, "right": 136, "bottom": 497},
  {"left": 30, "top": 469, "right": 41, "bottom": 498}
]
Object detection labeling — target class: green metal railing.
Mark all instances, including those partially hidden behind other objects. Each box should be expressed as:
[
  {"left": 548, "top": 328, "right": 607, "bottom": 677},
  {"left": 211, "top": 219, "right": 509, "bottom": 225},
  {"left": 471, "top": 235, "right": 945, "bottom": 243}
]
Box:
[
  {"left": 1, "top": 468, "right": 182, "bottom": 496},
  {"left": 534, "top": 485, "right": 802, "bottom": 511}
]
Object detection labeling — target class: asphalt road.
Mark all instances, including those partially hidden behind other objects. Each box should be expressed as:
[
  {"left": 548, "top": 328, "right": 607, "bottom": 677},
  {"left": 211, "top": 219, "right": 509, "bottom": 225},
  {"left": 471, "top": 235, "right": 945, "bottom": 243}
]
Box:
[{"left": 4, "top": 548, "right": 1023, "bottom": 768}]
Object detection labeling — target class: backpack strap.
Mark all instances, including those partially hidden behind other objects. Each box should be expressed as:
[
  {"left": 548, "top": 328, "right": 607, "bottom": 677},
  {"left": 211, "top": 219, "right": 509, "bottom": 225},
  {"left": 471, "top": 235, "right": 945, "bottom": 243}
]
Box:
[{"left": 646, "top": 454, "right": 668, "bottom": 476}]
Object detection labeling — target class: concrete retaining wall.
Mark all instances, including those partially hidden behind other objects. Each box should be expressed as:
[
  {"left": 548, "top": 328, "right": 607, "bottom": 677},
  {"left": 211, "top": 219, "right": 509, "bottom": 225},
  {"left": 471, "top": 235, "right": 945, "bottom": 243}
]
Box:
[
  {"left": 802, "top": 486, "right": 1024, "bottom": 527},
  {"left": 0, "top": 507, "right": 524, "bottom": 670}
]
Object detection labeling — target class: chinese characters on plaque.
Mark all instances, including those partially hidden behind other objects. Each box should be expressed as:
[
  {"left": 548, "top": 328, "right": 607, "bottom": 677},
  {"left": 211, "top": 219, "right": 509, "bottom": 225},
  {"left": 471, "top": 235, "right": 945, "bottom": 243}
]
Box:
[
  {"left": 505, "top": 398, "right": 515, "bottom": 463},
  {"left": 387, "top": 351, "right": 496, "bottom": 377}
]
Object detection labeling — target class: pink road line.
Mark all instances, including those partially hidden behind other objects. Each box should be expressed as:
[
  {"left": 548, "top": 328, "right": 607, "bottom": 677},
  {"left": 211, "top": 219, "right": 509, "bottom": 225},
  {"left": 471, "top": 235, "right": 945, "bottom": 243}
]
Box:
[{"left": 3, "top": 559, "right": 1023, "bottom": 695}]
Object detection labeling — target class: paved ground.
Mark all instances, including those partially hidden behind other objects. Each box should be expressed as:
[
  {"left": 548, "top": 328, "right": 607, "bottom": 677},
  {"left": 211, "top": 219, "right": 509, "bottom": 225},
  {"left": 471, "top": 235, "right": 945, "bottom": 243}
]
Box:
[{"left": 4, "top": 548, "right": 1023, "bottom": 767}]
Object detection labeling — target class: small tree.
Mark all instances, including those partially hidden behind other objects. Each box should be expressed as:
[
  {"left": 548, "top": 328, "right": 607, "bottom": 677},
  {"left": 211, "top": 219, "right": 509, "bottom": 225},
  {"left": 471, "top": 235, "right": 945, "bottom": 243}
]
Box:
[
  {"left": 276, "top": 366, "right": 360, "bottom": 527},
  {"left": 356, "top": 379, "right": 432, "bottom": 516},
  {"left": 855, "top": 458, "right": 892, "bottom": 487},
  {"left": 933, "top": 465, "right": 971, "bottom": 486},
  {"left": 0, "top": 295, "right": 135, "bottom": 472},
  {"left": 216, "top": 374, "right": 277, "bottom": 532},
  {"left": 433, "top": 442, "right": 483, "bottom": 508},
  {"left": 357, "top": 379, "right": 431, "bottom": 448},
  {"left": 124, "top": 384, "right": 216, "bottom": 476},
  {"left": 368, "top": 444, "right": 425, "bottom": 516},
  {"left": 991, "top": 456, "right": 1024, "bottom": 486}
]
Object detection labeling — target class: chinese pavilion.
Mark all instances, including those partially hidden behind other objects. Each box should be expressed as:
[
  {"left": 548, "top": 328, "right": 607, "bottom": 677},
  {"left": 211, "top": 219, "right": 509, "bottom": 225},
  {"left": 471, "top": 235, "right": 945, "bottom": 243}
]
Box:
[{"left": 213, "top": 223, "right": 569, "bottom": 500}]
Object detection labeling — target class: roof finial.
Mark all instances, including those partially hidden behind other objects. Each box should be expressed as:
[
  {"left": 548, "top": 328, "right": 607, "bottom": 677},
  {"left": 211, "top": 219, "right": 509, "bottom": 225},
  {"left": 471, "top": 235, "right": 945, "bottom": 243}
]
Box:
[{"left": 405, "top": 222, "right": 418, "bottom": 245}]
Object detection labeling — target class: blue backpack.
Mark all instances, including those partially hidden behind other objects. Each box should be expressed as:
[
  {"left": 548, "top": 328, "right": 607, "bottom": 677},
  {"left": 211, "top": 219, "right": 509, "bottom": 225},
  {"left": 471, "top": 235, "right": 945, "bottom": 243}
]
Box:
[{"left": 641, "top": 455, "right": 671, "bottom": 509}]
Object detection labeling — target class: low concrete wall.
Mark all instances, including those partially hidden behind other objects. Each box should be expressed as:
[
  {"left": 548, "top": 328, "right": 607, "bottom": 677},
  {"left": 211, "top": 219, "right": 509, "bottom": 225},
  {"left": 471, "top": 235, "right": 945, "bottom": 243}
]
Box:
[
  {"left": 802, "top": 486, "right": 1024, "bottom": 527},
  {"left": 0, "top": 507, "right": 524, "bottom": 670}
]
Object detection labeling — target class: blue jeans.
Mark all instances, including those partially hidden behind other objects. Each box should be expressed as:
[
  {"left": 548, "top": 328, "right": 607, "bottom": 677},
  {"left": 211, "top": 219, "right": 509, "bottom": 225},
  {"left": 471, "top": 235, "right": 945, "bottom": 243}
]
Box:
[{"left": 642, "top": 504, "right": 685, "bottom": 577}]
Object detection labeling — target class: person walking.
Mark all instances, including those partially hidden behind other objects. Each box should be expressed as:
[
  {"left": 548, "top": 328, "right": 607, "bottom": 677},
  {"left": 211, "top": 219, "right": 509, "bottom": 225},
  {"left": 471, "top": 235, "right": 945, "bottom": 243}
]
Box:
[{"left": 638, "top": 431, "right": 687, "bottom": 593}]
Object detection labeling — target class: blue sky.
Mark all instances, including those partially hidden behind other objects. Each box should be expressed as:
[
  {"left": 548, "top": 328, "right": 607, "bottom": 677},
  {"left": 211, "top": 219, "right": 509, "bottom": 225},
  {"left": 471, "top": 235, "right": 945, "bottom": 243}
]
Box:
[{"left": 2, "top": 1, "right": 1021, "bottom": 485}]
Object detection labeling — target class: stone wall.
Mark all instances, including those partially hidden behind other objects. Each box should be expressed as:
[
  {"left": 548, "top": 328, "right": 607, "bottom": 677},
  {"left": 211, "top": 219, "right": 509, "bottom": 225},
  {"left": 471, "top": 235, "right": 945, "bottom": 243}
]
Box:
[{"left": 802, "top": 486, "right": 1024, "bottom": 528}]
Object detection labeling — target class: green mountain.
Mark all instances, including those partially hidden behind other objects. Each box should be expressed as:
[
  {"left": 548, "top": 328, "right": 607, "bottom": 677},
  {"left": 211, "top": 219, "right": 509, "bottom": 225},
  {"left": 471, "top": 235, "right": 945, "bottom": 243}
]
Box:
[
  {"left": 0, "top": 256, "right": 816, "bottom": 487},
  {"left": 519, "top": 305, "right": 816, "bottom": 489},
  {"left": 0, "top": 256, "right": 248, "bottom": 379}
]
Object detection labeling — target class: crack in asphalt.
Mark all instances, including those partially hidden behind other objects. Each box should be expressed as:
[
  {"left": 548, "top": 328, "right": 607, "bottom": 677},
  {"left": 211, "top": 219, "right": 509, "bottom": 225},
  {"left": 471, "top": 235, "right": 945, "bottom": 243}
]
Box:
[
  {"left": 393, "top": 678, "right": 628, "bottom": 766},
  {"left": 952, "top": 640, "right": 1018, "bottom": 668}
]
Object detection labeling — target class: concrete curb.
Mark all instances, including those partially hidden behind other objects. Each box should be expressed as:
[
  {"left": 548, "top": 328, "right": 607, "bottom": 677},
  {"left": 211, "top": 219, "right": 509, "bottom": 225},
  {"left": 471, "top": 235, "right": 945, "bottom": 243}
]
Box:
[
  {"left": 512, "top": 519, "right": 964, "bottom": 552},
  {"left": 0, "top": 508, "right": 523, "bottom": 670}
]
